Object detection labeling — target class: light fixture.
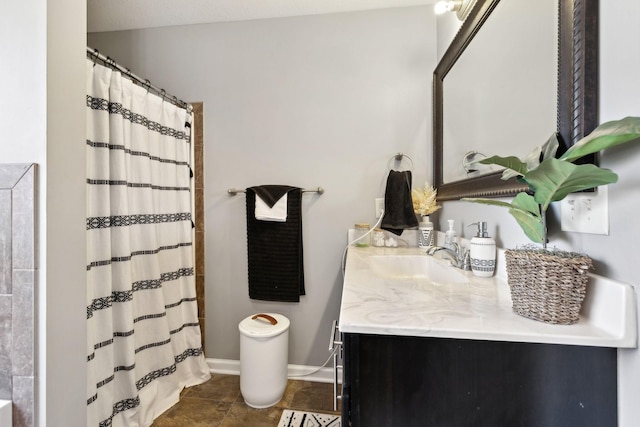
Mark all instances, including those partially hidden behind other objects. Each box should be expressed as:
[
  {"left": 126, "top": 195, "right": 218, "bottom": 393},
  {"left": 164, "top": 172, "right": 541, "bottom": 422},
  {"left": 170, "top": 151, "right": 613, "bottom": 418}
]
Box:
[{"left": 434, "top": 0, "right": 476, "bottom": 21}]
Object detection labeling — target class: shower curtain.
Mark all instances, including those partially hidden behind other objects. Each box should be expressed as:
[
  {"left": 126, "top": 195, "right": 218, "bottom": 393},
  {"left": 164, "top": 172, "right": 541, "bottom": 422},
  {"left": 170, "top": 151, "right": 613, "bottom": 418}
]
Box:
[{"left": 86, "top": 59, "right": 210, "bottom": 427}]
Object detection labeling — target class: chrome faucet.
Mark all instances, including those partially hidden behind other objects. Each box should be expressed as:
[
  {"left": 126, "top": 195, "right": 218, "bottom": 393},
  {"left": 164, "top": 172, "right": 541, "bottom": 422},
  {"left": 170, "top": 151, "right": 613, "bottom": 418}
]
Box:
[{"left": 426, "top": 243, "right": 471, "bottom": 271}]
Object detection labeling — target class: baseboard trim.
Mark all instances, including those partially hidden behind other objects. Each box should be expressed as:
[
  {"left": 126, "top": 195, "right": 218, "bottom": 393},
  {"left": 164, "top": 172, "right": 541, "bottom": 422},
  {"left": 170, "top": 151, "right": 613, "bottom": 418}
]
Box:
[{"left": 206, "top": 358, "right": 342, "bottom": 384}]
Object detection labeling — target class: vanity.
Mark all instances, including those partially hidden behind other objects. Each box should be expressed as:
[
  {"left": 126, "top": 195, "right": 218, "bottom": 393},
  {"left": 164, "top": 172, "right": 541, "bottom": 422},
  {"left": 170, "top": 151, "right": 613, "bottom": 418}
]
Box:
[
  {"left": 337, "top": 0, "right": 633, "bottom": 423},
  {"left": 338, "top": 246, "right": 636, "bottom": 426}
]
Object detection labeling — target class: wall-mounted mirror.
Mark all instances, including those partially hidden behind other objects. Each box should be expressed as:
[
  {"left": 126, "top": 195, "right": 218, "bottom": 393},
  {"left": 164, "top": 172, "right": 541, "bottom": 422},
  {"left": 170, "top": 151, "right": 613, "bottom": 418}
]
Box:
[{"left": 434, "top": 0, "right": 598, "bottom": 200}]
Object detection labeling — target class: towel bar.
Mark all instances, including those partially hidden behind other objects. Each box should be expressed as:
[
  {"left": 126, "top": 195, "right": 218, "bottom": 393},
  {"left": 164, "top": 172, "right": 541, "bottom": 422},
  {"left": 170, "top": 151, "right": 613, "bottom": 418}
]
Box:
[{"left": 227, "top": 187, "right": 324, "bottom": 196}]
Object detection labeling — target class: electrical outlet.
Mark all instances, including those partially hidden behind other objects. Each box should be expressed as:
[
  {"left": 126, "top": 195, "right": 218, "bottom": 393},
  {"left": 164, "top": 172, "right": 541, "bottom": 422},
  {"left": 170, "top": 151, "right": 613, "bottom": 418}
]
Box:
[
  {"left": 560, "top": 186, "right": 609, "bottom": 235},
  {"left": 375, "top": 198, "right": 385, "bottom": 218}
]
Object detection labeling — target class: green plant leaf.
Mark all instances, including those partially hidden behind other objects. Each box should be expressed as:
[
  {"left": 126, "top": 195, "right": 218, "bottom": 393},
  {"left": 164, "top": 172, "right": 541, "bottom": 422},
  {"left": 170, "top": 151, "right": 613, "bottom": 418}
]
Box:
[
  {"left": 479, "top": 155, "right": 529, "bottom": 179},
  {"left": 480, "top": 136, "right": 558, "bottom": 181},
  {"left": 463, "top": 195, "right": 543, "bottom": 244},
  {"left": 540, "top": 133, "right": 559, "bottom": 161},
  {"left": 501, "top": 168, "right": 522, "bottom": 181},
  {"left": 509, "top": 206, "right": 544, "bottom": 244},
  {"left": 523, "top": 158, "right": 618, "bottom": 210},
  {"left": 462, "top": 197, "right": 518, "bottom": 210},
  {"left": 509, "top": 193, "right": 544, "bottom": 243},
  {"left": 502, "top": 148, "right": 542, "bottom": 180},
  {"left": 511, "top": 192, "right": 540, "bottom": 215},
  {"left": 560, "top": 117, "right": 640, "bottom": 162}
]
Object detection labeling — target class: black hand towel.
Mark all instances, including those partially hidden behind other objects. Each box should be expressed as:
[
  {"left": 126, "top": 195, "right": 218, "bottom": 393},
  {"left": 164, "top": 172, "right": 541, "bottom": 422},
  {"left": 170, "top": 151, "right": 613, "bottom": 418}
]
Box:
[
  {"left": 380, "top": 170, "right": 419, "bottom": 236},
  {"left": 246, "top": 186, "right": 305, "bottom": 302}
]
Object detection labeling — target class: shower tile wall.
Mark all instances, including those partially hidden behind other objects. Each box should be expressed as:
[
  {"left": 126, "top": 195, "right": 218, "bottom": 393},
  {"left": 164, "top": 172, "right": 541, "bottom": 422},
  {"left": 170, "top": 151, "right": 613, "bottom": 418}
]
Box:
[
  {"left": 192, "top": 103, "right": 206, "bottom": 353},
  {"left": 0, "top": 164, "right": 36, "bottom": 427}
]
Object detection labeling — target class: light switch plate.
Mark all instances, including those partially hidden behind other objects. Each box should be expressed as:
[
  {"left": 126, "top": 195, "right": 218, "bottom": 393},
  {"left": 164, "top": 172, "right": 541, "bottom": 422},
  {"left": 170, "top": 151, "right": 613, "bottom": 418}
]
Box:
[{"left": 560, "top": 186, "right": 609, "bottom": 235}]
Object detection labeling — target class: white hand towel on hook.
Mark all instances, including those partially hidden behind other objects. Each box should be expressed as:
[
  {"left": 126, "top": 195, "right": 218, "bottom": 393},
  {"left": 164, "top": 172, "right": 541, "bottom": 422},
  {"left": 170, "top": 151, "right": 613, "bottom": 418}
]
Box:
[{"left": 255, "top": 193, "right": 288, "bottom": 222}]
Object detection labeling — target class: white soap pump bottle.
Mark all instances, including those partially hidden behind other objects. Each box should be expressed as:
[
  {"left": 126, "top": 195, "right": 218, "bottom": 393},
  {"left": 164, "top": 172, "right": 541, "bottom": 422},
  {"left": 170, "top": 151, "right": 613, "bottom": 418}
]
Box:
[
  {"left": 444, "top": 219, "right": 457, "bottom": 251},
  {"left": 468, "top": 221, "right": 496, "bottom": 277}
]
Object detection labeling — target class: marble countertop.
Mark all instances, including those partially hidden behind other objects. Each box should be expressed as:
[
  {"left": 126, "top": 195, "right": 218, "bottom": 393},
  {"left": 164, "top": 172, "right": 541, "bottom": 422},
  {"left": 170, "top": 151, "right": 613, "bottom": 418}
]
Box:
[{"left": 338, "top": 246, "right": 637, "bottom": 348}]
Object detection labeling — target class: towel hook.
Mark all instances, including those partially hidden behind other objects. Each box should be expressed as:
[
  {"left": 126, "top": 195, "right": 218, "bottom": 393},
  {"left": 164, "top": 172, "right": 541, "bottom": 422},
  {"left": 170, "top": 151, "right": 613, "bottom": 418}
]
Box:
[{"left": 387, "top": 153, "right": 414, "bottom": 171}]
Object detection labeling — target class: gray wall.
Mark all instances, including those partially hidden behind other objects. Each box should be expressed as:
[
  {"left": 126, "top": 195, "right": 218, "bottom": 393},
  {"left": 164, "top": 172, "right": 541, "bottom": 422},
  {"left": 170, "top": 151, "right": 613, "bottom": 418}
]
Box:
[
  {"left": 89, "top": 6, "right": 437, "bottom": 366},
  {"left": 2, "top": 0, "right": 87, "bottom": 426},
  {"left": 435, "top": 1, "right": 640, "bottom": 425}
]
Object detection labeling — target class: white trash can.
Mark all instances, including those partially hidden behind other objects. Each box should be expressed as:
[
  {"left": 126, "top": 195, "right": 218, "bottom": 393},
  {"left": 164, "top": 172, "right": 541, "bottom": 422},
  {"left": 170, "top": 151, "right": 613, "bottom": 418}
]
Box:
[{"left": 239, "top": 313, "right": 290, "bottom": 408}]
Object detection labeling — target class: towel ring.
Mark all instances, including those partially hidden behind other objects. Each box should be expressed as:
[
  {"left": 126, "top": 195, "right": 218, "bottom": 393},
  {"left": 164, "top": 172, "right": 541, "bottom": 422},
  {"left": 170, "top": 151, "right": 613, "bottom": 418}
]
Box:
[
  {"left": 387, "top": 153, "right": 414, "bottom": 171},
  {"left": 462, "top": 150, "right": 488, "bottom": 174}
]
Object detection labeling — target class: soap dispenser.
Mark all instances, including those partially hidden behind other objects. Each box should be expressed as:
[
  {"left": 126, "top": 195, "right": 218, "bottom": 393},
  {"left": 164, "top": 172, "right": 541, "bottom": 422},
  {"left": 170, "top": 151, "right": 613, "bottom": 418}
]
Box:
[
  {"left": 469, "top": 222, "right": 496, "bottom": 277},
  {"left": 444, "top": 219, "right": 457, "bottom": 251}
]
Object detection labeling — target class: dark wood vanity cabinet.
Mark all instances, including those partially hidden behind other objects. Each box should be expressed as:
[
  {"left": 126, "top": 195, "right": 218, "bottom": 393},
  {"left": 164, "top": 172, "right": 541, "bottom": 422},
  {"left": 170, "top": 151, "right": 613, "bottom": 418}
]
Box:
[{"left": 341, "top": 333, "right": 617, "bottom": 427}]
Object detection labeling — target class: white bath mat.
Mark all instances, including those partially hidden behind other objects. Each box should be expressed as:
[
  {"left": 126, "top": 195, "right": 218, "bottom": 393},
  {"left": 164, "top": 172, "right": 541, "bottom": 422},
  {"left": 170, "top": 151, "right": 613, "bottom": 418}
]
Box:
[{"left": 278, "top": 409, "right": 341, "bottom": 427}]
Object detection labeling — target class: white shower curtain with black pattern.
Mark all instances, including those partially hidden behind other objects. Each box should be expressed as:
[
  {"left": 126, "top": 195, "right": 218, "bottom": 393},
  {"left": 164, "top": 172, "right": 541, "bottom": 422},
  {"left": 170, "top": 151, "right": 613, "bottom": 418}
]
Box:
[{"left": 86, "top": 59, "right": 210, "bottom": 427}]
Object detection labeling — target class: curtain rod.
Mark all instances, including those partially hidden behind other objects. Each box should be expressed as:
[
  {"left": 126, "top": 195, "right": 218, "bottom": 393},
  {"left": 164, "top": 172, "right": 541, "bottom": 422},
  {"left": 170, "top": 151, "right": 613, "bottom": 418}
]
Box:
[{"left": 86, "top": 47, "right": 191, "bottom": 111}]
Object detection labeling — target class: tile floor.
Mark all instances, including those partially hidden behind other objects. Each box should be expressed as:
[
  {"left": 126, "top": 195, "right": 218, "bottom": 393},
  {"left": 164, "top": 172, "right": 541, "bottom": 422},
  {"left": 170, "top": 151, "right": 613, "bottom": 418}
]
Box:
[{"left": 151, "top": 374, "right": 341, "bottom": 426}]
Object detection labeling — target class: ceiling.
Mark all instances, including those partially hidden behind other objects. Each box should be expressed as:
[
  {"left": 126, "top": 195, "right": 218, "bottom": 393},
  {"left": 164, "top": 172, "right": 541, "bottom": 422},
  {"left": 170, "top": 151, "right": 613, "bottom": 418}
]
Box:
[{"left": 87, "top": 0, "right": 437, "bottom": 33}]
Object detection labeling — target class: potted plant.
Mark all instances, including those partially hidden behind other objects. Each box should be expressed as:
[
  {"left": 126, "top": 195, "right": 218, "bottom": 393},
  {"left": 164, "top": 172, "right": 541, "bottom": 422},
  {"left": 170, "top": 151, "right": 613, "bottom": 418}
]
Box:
[
  {"left": 464, "top": 116, "right": 640, "bottom": 324},
  {"left": 412, "top": 182, "right": 440, "bottom": 248}
]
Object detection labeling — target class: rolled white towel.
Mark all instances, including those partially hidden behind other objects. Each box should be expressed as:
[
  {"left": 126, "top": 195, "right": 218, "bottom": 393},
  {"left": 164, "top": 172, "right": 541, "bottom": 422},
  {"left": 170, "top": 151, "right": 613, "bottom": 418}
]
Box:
[{"left": 255, "top": 193, "right": 287, "bottom": 222}]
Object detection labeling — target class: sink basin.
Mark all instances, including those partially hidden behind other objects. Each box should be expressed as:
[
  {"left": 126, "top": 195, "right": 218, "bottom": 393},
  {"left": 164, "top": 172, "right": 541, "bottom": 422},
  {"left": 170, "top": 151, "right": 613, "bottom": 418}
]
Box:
[{"left": 369, "top": 255, "right": 468, "bottom": 284}]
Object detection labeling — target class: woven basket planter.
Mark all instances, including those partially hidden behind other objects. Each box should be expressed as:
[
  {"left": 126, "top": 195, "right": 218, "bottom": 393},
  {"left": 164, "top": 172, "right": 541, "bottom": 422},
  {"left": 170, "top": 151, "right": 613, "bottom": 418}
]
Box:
[{"left": 505, "top": 249, "right": 593, "bottom": 325}]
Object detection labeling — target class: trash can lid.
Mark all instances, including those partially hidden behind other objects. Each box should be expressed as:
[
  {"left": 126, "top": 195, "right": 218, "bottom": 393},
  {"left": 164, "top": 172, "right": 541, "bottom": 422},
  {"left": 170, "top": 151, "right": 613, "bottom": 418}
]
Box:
[{"left": 239, "top": 313, "right": 290, "bottom": 337}]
